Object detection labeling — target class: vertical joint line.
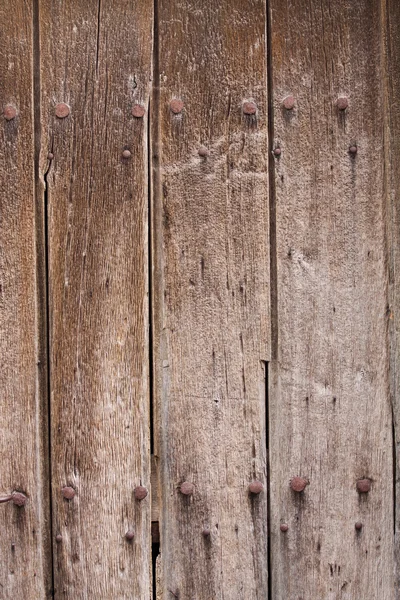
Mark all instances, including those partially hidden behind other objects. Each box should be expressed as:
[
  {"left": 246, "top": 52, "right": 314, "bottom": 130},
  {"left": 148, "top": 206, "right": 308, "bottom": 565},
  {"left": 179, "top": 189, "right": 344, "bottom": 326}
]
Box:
[
  {"left": 264, "top": 361, "right": 272, "bottom": 600},
  {"left": 150, "top": 0, "right": 160, "bottom": 597},
  {"left": 266, "top": 0, "right": 278, "bottom": 361},
  {"left": 148, "top": 85, "right": 154, "bottom": 459},
  {"left": 266, "top": 0, "right": 275, "bottom": 597},
  {"left": 33, "top": 0, "right": 55, "bottom": 596}
]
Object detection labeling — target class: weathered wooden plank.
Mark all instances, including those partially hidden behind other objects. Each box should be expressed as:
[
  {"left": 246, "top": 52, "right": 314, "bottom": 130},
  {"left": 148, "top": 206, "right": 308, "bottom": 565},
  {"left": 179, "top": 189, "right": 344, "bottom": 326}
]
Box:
[
  {"left": 39, "top": 1, "right": 153, "bottom": 596},
  {"left": 152, "top": 1, "right": 270, "bottom": 597},
  {"left": 386, "top": 0, "right": 400, "bottom": 595},
  {"left": 269, "top": 1, "right": 394, "bottom": 598},
  {"left": 0, "top": 3, "right": 51, "bottom": 598}
]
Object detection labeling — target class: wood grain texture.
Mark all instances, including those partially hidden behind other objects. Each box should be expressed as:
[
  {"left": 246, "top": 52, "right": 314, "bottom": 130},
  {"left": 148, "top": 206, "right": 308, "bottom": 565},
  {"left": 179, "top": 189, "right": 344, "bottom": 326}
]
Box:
[
  {"left": 0, "top": 3, "right": 51, "bottom": 597},
  {"left": 385, "top": 0, "right": 400, "bottom": 595},
  {"left": 152, "top": 1, "right": 270, "bottom": 598},
  {"left": 269, "top": 0, "right": 395, "bottom": 598},
  {"left": 39, "top": 1, "right": 153, "bottom": 597}
]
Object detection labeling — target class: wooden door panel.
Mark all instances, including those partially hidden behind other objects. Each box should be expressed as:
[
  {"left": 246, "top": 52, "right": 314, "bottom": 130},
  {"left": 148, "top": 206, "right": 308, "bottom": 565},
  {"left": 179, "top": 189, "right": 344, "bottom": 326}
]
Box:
[
  {"left": 269, "top": 1, "right": 395, "bottom": 598},
  {"left": 39, "top": 1, "right": 153, "bottom": 596},
  {"left": 152, "top": 1, "right": 271, "bottom": 597}
]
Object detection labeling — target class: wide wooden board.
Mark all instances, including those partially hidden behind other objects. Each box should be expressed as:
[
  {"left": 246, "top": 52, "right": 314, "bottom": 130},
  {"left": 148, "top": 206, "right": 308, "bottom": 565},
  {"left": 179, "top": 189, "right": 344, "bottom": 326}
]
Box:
[
  {"left": 269, "top": 0, "right": 395, "bottom": 598},
  {"left": 39, "top": 1, "right": 153, "bottom": 596},
  {"left": 152, "top": 1, "right": 270, "bottom": 597},
  {"left": 0, "top": 3, "right": 51, "bottom": 598}
]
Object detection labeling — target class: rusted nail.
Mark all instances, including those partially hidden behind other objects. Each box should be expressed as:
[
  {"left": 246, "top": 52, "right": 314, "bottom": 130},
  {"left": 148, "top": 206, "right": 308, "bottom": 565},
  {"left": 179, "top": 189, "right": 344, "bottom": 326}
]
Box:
[
  {"left": 290, "top": 477, "right": 308, "bottom": 492},
  {"left": 349, "top": 145, "right": 358, "bottom": 155},
  {"left": 180, "top": 481, "right": 194, "bottom": 496},
  {"left": 280, "top": 523, "right": 289, "bottom": 532},
  {"left": 134, "top": 486, "right": 148, "bottom": 501},
  {"left": 47, "top": 152, "right": 54, "bottom": 160},
  {"left": 125, "top": 530, "right": 135, "bottom": 541},
  {"left": 273, "top": 147, "right": 281, "bottom": 157},
  {"left": 202, "top": 527, "right": 211, "bottom": 537},
  {"left": 356, "top": 478, "right": 371, "bottom": 493},
  {"left": 198, "top": 145, "right": 209, "bottom": 157},
  {"left": 55, "top": 103, "right": 70, "bottom": 119},
  {"left": 0, "top": 492, "right": 27, "bottom": 506},
  {"left": 11, "top": 492, "right": 27, "bottom": 506},
  {"left": 61, "top": 486, "right": 76, "bottom": 500},
  {"left": 242, "top": 101, "right": 257, "bottom": 115},
  {"left": 248, "top": 480, "right": 264, "bottom": 495},
  {"left": 355, "top": 521, "right": 363, "bottom": 531},
  {"left": 337, "top": 97, "right": 349, "bottom": 110},
  {"left": 4, "top": 105, "right": 17, "bottom": 120},
  {"left": 282, "top": 95, "right": 295, "bottom": 110},
  {"left": 132, "top": 104, "right": 146, "bottom": 118},
  {"left": 55, "top": 534, "right": 63, "bottom": 543},
  {"left": 122, "top": 149, "right": 132, "bottom": 159},
  {"left": 170, "top": 99, "right": 184, "bottom": 114}
]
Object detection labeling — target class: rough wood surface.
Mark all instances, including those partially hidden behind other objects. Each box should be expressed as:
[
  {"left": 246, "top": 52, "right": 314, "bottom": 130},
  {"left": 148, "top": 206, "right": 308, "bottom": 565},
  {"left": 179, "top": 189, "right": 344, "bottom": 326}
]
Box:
[
  {"left": 386, "top": 0, "right": 400, "bottom": 595},
  {"left": 39, "top": 1, "right": 153, "bottom": 597},
  {"left": 0, "top": 3, "right": 51, "bottom": 597},
  {"left": 152, "top": 1, "right": 270, "bottom": 597},
  {"left": 269, "top": 0, "right": 395, "bottom": 598}
]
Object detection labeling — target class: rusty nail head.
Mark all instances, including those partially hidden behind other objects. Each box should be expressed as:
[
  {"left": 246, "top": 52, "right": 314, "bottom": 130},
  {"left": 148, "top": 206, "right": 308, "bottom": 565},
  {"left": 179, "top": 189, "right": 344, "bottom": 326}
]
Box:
[
  {"left": 273, "top": 147, "right": 282, "bottom": 156},
  {"left": 337, "top": 96, "right": 349, "bottom": 110},
  {"left": 4, "top": 105, "right": 17, "bottom": 120},
  {"left": 248, "top": 480, "right": 264, "bottom": 495},
  {"left": 125, "top": 530, "right": 135, "bottom": 541},
  {"left": 180, "top": 481, "right": 194, "bottom": 496},
  {"left": 243, "top": 101, "right": 257, "bottom": 115},
  {"left": 282, "top": 95, "right": 295, "bottom": 110},
  {"left": 170, "top": 99, "right": 184, "bottom": 114},
  {"left": 349, "top": 145, "right": 358, "bottom": 155},
  {"left": 122, "top": 149, "right": 132, "bottom": 159},
  {"left": 280, "top": 523, "right": 289, "bottom": 532},
  {"left": 355, "top": 521, "right": 363, "bottom": 530},
  {"left": 290, "top": 477, "right": 308, "bottom": 492},
  {"left": 55, "top": 103, "right": 70, "bottom": 119},
  {"left": 202, "top": 527, "right": 211, "bottom": 537},
  {"left": 11, "top": 492, "right": 27, "bottom": 507},
  {"left": 132, "top": 104, "right": 146, "bottom": 118},
  {"left": 134, "top": 486, "right": 148, "bottom": 501},
  {"left": 356, "top": 478, "right": 371, "bottom": 493},
  {"left": 47, "top": 152, "right": 54, "bottom": 160},
  {"left": 55, "top": 534, "right": 63, "bottom": 543},
  {"left": 198, "top": 145, "right": 209, "bottom": 157},
  {"left": 61, "top": 486, "right": 76, "bottom": 500}
]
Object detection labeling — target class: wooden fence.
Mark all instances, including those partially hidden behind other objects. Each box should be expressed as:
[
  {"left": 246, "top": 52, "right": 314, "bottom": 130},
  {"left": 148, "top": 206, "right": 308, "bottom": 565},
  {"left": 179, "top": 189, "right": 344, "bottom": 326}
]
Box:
[{"left": 1, "top": 0, "right": 400, "bottom": 598}]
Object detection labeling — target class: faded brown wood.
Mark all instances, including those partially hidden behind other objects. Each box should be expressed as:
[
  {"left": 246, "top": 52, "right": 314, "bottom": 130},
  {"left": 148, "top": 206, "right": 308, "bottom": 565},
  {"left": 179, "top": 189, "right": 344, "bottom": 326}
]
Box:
[
  {"left": 269, "top": 0, "right": 395, "bottom": 598},
  {"left": 0, "top": 3, "right": 51, "bottom": 598},
  {"left": 39, "top": 1, "right": 153, "bottom": 597},
  {"left": 152, "top": 1, "right": 270, "bottom": 598},
  {"left": 386, "top": 0, "right": 400, "bottom": 595}
]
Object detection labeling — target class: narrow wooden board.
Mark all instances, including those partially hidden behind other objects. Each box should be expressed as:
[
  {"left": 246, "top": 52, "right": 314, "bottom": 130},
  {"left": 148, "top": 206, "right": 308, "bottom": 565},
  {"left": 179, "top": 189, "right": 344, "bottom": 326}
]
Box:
[
  {"left": 269, "top": 1, "right": 395, "bottom": 598},
  {"left": 39, "top": 1, "right": 153, "bottom": 597},
  {"left": 386, "top": 0, "right": 400, "bottom": 595},
  {"left": 0, "top": 3, "right": 51, "bottom": 598},
  {"left": 152, "top": 1, "right": 270, "bottom": 597}
]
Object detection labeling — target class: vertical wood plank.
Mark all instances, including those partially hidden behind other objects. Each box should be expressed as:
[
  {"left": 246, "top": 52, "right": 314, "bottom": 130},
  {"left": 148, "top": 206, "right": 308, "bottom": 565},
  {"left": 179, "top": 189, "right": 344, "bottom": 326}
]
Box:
[
  {"left": 152, "top": 1, "right": 270, "bottom": 598},
  {"left": 39, "top": 1, "right": 153, "bottom": 596},
  {"left": 269, "top": 1, "right": 395, "bottom": 598},
  {"left": 386, "top": 0, "right": 400, "bottom": 594},
  {"left": 0, "top": 3, "right": 51, "bottom": 597}
]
